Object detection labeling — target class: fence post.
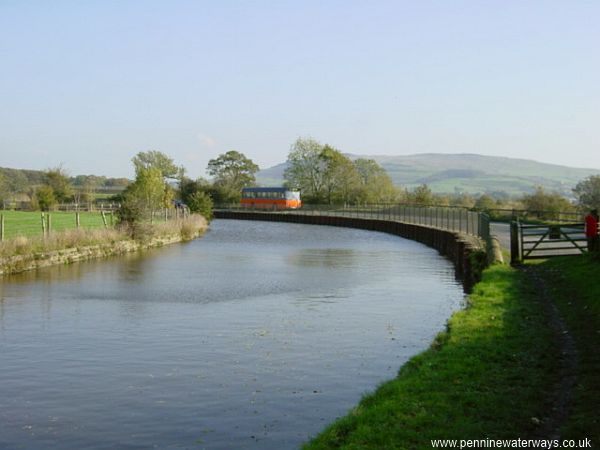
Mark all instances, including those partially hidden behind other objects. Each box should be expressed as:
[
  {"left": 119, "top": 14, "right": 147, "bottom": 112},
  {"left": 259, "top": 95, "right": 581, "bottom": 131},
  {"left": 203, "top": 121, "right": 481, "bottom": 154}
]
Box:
[
  {"left": 76, "top": 212, "right": 80, "bottom": 228},
  {"left": 47, "top": 213, "right": 51, "bottom": 235},
  {"left": 510, "top": 220, "right": 520, "bottom": 265},
  {"left": 101, "top": 211, "right": 107, "bottom": 228},
  {"left": 41, "top": 213, "right": 46, "bottom": 235},
  {"left": 466, "top": 211, "right": 470, "bottom": 234},
  {"left": 0, "top": 213, "right": 4, "bottom": 241}
]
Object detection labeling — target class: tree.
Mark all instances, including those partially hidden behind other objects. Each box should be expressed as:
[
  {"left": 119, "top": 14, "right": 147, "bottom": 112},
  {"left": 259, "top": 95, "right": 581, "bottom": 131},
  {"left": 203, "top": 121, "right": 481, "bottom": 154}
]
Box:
[
  {"left": 82, "top": 176, "right": 102, "bottom": 207},
  {"left": 285, "top": 139, "right": 361, "bottom": 204},
  {"left": 187, "top": 191, "right": 213, "bottom": 221},
  {"left": 207, "top": 150, "right": 259, "bottom": 203},
  {"left": 0, "top": 172, "right": 7, "bottom": 208},
  {"left": 71, "top": 175, "right": 103, "bottom": 207},
  {"left": 284, "top": 138, "right": 328, "bottom": 203},
  {"left": 475, "top": 194, "right": 497, "bottom": 211},
  {"left": 105, "top": 178, "right": 131, "bottom": 187},
  {"left": 120, "top": 167, "right": 166, "bottom": 223},
  {"left": 132, "top": 150, "right": 178, "bottom": 179},
  {"left": 179, "top": 176, "right": 214, "bottom": 220},
  {"left": 71, "top": 174, "right": 106, "bottom": 187},
  {"left": 573, "top": 175, "right": 600, "bottom": 211},
  {"left": 411, "top": 184, "right": 435, "bottom": 205},
  {"left": 318, "top": 145, "right": 361, "bottom": 204},
  {"left": 284, "top": 138, "right": 405, "bottom": 205},
  {"left": 180, "top": 177, "right": 211, "bottom": 203},
  {"left": 34, "top": 185, "right": 57, "bottom": 211},
  {"left": 520, "top": 186, "right": 574, "bottom": 220},
  {"left": 45, "top": 167, "right": 73, "bottom": 203},
  {"left": 354, "top": 158, "right": 399, "bottom": 204},
  {"left": 284, "top": 138, "right": 363, "bottom": 204},
  {"left": 451, "top": 192, "right": 475, "bottom": 208},
  {"left": 6, "top": 170, "right": 29, "bottom": 204}
]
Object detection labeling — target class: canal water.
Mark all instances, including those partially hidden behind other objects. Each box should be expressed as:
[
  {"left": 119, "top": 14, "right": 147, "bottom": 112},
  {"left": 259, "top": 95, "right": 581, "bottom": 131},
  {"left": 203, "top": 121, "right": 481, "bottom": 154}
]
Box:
[{"left": 0, "top": 220, "right": 464, "bottom": 449}]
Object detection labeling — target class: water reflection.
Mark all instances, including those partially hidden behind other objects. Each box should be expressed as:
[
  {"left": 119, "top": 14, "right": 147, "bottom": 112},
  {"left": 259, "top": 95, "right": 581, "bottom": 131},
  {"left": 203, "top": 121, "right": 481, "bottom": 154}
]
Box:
[
  {"left": 288, "top": 248, "right": 357, "bottom": 268},
  {"left": 0, "top": 220, "right": 464, "bottom": 450}
]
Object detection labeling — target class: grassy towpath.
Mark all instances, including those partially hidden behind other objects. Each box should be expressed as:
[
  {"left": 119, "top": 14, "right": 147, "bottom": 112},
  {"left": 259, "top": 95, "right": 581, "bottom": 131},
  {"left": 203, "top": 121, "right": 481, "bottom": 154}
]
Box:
[
  {"left": 525, "top": 256, "right": 600, "bottom": 444},
  {"left": 304, "top": 256, "right": 600, "bottom": 449}
]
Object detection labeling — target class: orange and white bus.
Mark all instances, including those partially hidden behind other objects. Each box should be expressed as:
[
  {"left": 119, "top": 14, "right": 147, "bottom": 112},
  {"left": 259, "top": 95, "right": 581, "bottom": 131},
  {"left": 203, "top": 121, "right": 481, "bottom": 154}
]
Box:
[{"left": 240, "top": 187, "right": 302, "bottom": 210}]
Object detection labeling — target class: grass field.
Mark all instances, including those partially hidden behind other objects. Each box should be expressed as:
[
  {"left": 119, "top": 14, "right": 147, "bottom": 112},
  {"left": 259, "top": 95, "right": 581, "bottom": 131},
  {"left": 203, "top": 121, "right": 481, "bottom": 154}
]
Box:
[
  {"left": 0, "top": 210, "right": 112, "bottom": 239},
  {"left": 304, "top": 257, "right": 600, "bottom": 449}
]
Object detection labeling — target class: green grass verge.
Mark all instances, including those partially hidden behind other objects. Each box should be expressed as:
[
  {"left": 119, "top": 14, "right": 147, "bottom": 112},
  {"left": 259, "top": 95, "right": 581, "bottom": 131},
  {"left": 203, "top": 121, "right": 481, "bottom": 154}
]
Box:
[
  {"left": 532, "top": 256, "right": 600, "bottom": 443},
  {"left": 0, "top": 210, "right": 109, "bottom": 238},
  {"left": 304, "top": 264, "right": 561, "bottom": 449}
]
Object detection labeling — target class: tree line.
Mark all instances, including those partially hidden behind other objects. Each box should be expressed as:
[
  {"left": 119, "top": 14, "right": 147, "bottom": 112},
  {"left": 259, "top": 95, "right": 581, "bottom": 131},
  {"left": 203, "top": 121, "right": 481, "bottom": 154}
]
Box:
[
  {"left": 2, "top": 137, "right": 600, "bottom": 222},
  {"left": 283, "top": 138, "right": 399, "bottom": 204},
  {"left": 0, "top": 166, "right": 129, "bottom": 210}
]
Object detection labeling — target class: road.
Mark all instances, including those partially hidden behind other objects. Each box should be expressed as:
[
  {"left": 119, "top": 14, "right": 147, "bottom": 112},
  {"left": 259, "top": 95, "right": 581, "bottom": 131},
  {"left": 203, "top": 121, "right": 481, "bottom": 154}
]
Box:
[{"left": 491, "top": 222, "right": 511, "bottom": 249}]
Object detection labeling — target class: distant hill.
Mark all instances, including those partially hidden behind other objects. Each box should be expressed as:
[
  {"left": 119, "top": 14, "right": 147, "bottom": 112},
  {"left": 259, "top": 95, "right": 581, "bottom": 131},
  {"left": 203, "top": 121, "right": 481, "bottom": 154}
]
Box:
[
  {"left": 256, "top": 153, "right": 599, "bottom": 197},
  {"left": 0, "top": 166, "right": 130, "bottom": 193}
]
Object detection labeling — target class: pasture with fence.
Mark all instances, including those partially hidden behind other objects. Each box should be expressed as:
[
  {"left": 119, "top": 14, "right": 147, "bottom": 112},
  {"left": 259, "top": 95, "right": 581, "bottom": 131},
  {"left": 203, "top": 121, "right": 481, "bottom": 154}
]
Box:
[
  {"left": 0, "top": 211, "right": 113, "bottom": 240},
  {"left": 0, "top": 208, "right": 188, "bottom": 241}
]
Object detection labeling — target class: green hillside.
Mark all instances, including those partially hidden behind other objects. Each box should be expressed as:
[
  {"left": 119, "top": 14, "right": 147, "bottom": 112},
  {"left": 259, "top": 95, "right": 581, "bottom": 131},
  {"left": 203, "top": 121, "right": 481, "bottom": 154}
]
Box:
[{"left": 256, "top": 153, "right": 599, "bottom": 196}]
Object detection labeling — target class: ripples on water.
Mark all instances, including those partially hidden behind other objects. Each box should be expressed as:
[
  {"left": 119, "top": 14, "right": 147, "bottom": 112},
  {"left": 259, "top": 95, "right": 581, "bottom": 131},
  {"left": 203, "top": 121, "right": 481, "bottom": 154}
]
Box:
[{"left": 0, "top": 220, "right": 464, "bottom": 449}]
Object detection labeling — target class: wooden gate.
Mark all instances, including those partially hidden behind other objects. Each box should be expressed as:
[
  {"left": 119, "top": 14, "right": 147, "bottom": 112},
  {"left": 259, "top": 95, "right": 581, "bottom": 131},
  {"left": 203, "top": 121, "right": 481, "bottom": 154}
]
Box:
[{"left": 510, "top": 221, "right": 587, "bottom": 263}]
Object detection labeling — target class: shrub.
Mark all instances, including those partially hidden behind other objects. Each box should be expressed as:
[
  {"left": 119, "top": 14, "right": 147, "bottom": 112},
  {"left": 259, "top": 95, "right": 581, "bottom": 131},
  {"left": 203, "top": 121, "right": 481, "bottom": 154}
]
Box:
[
  {"left": 116, "top": 198, "right": 143, "bottom": 226},
  {"left": 187, "top": 191, "right": 213, "bottom": 221}
]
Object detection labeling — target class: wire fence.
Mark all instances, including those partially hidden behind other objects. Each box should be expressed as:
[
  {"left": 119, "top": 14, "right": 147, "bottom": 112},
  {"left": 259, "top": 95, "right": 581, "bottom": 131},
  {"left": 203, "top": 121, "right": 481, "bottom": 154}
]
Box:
[
  {"left": 53, "top": 202, "right": 121, "bottom": 212},
  {"left": 0, "top": 208, "right": 189, "bottom": 241},
  {"left": 1, "top": 201, "right": 122, "bottom": 212},
  {"left": 215, "top": 203, "right": 492, "bottom": 249}
]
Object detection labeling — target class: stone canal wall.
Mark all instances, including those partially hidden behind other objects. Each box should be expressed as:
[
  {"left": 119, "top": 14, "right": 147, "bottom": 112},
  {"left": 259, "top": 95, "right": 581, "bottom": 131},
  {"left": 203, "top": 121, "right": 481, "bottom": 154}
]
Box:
[
  {"left": 215, "top": 211, "right": 488, "bottom": 290},
  {"left": 0, "top": 231, "right": 203, "bottom": 277}
]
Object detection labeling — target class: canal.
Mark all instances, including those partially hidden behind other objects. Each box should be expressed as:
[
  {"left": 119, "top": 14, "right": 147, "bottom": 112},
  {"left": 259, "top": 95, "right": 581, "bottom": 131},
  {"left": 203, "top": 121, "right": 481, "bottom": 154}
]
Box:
[{"left": 0, "top": 219, "right": 464, "bottom": 449}]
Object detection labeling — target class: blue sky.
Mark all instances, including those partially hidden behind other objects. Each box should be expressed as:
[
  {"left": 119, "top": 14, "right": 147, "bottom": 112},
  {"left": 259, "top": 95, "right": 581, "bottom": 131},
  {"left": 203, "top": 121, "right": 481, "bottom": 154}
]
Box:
[{"left": 1, "top": 0, "right": 598, "bottom": 178}]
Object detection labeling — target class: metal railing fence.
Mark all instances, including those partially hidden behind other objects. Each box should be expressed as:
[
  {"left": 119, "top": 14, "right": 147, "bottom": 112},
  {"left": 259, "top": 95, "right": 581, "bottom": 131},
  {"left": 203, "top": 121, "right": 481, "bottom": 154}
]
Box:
[{"left": 215, "top": 203, "right": 492, "bottom": 249}]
